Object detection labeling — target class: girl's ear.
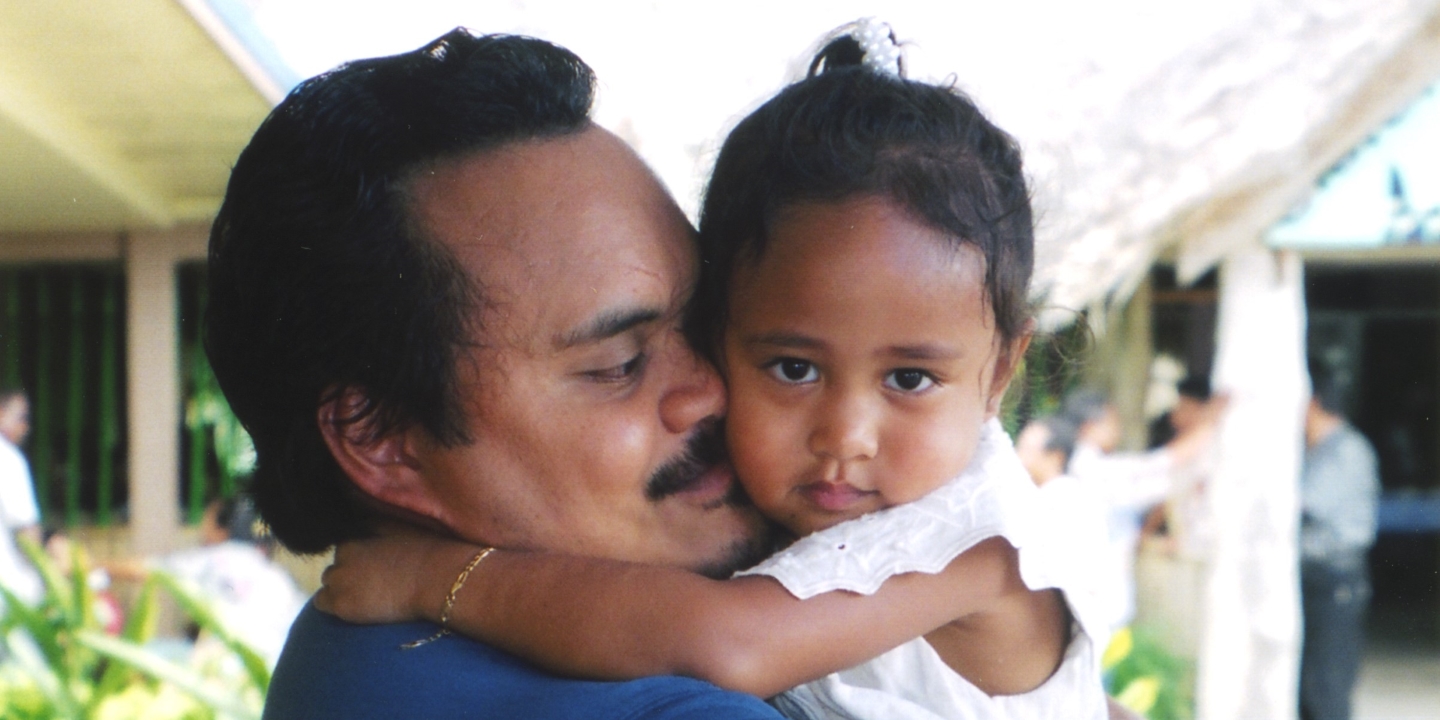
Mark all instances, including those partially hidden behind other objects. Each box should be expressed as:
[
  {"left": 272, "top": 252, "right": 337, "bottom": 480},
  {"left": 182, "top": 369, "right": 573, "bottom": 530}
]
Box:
[
  {"left": 984, "top": 322, "right": 1035, "bottom": 418},
  {"left": 317, "top": 387, "right": 448, "bottom": 524}
]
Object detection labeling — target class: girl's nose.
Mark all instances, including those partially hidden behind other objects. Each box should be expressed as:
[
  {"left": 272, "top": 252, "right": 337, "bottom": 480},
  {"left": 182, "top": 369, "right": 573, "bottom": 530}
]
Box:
[{"left": 807, "top": 393, "right": 879, "bottom": 464}]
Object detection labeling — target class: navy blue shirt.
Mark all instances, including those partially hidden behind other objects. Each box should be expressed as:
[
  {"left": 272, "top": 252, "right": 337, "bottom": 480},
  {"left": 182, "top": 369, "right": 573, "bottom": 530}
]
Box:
[{"left": 264, "top": 603, "right": 783, "bottom": 720}]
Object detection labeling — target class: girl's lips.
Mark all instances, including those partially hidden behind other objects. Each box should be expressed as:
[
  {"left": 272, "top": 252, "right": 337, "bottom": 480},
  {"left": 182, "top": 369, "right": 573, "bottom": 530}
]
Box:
[{"left": 797, "top": 480, "right": 874, "bottom": 512}]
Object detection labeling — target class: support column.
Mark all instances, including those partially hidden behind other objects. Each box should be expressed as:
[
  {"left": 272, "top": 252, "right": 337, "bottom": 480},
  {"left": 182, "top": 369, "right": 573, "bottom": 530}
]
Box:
[
  {"left": 1115, "top": 279, "right": 1154, "bottom": 450},
  {"left": 123, "top": 227, "right": 207, "bottom": 555},
  {"left": 1082, "top": 280, "right": 1154, "bottom": 450},
  {"left": 1195, "top": 247, "right": 1307, "bottom": 720}
]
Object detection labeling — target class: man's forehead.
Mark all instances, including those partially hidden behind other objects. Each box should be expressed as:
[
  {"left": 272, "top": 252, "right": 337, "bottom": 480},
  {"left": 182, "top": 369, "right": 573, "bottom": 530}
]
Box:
[{"left": 406, "top": 127, "right": 695, "bottom": 349}]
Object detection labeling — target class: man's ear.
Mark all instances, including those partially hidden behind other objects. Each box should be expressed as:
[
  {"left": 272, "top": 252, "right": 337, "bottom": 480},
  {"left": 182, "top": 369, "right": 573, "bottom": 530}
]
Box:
[
  {"left": 984, "top": 322, "right": 1035, "bottom": 418},
  {"left": 317, "top": 387, "right": 447, "bottom": 524}
]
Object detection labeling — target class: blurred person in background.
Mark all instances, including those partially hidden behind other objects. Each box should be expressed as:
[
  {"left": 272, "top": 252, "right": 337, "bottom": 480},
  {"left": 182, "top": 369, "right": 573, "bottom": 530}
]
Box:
[
  {"left": 103, "top": 495, "right": 306, "bottom": 664},
  {"left": 1298, "top": 360, "right": 1379, "bottom": 720},
  {"left": 1061, "top": 387, "right": 1223, "bottom": 633},
  {"left": 43, "top": 529, "right": 125, "bottom": 633},
  {"left": 0, "top": 385, "right": 43, "bottom": 605},
  {"left": 1144, "top": 375, "right": 1219, "bottom": 559},
  {"left": 1016, "top": 413, "right": 1082, "bottom": 490},
  {"left": 1017, "top": 413, "right": 1109, "bottom": 646}
]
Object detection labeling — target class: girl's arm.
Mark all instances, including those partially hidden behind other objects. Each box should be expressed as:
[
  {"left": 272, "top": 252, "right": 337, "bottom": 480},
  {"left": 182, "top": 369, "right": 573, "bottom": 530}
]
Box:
[{"left": 316, "top": 528, "right": 1027, "bottom": 698}]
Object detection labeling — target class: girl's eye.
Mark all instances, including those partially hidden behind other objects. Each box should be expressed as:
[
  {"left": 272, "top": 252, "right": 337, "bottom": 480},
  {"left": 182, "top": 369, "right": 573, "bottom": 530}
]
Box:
[
  {"left": 588, "top": 354, "right": 646, "bottom": 383},
  {"left": 766, "top": 359, "right": 819, "bottom": 384},
  {"left": 884, "top": 369, "right": 935, "bottom": 393}
]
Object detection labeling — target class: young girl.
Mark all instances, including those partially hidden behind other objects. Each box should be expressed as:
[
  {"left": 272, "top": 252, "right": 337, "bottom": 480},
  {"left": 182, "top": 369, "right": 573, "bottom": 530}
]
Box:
[{"left": 319, "top": 21, "right": 1108, "bottom": 720}]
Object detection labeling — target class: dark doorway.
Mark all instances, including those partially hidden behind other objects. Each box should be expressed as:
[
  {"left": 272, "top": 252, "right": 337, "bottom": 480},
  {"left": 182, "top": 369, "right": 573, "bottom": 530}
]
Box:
[{"left": 1307, "top": 263, "right": 1440, "bottom": 644}]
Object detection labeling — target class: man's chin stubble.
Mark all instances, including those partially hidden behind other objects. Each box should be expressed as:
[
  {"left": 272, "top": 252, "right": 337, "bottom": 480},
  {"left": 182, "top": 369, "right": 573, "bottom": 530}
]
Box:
[{"left": 691, "top": 483, "right": 784, "bottom": 579}]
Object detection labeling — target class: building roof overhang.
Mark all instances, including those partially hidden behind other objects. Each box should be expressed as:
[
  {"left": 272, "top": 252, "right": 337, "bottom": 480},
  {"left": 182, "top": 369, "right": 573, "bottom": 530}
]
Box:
[{"left": 0, "top": 0, "right": 281, "bottom": 235}]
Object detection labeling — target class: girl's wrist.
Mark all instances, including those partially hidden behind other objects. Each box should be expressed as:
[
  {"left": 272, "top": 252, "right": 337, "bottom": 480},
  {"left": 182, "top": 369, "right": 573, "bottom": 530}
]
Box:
[{"left": 416, "top": 541, "right": 491, "bottom": 622}]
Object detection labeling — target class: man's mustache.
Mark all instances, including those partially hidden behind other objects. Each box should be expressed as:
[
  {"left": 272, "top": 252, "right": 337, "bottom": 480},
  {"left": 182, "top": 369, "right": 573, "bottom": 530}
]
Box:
[{"left": 646, "top": 419, "right": 730, "bottom": 501}]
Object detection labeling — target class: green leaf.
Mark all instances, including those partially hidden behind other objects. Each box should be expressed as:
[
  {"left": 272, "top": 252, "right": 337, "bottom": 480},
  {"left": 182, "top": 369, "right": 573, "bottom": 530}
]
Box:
[
  {"left": 76, "top": 630, "right": 259, "bottom": 720},
  {"left": 92, "top": 574, "right": 163, "bottom": 706},
  {"left": 17, "top": 536, "right": 76, "bottom": 623},
  {"left": 0, "top": 584, "right": 66, "bottom": 674},
  {"left": 67, "top": 542, "right": 97, "bottom": 632},
  {"left": 122, "top": 574, "right": 161, "bottom": 643},
  {"left": 3, "top": 627, "right": 81, "bottom": 719},
  {"left": 150, "top": 571, "right": 272, "bottom": 692}
]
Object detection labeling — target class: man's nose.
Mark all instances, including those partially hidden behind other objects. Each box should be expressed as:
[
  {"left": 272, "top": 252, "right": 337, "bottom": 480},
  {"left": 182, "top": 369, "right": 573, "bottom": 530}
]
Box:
[
  {"left": 658, "top": 333, "right": 725, "bottom": 434},
  {"left": 807, "top": 391, "right": 879, "bottom": 464}
]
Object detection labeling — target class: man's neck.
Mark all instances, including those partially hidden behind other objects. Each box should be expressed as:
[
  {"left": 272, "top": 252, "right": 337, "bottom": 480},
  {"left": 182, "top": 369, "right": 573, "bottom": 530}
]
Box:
[{"left": 1307, "top": 413, "right": 1343, "bottom": 448}]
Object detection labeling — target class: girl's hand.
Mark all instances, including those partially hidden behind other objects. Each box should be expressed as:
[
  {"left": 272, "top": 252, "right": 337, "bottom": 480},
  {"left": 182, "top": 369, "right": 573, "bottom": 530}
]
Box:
[{"left": 315, "top": 528, "right": 484, "bottom": 625}]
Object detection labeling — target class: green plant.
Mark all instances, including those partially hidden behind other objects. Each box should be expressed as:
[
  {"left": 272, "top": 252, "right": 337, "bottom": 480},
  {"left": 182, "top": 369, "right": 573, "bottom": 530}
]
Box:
[
  {"left": 1001, "top": 318, "right": 1092, "bottom": 434},
  {"left": 1102, "top": 625, "right": 1194, "bottom": 720},
  {"left": 184, "top": 341, "right": 254, "bottom": 524},
  {"left": 0, "top": 538, "right": 267, "bottom": 720}
]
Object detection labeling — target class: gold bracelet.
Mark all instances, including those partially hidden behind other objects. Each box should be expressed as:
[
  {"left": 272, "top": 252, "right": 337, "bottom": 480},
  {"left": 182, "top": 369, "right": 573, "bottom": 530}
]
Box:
[{"left": 401, "top": 546, "right": 495, "bottom": 649}]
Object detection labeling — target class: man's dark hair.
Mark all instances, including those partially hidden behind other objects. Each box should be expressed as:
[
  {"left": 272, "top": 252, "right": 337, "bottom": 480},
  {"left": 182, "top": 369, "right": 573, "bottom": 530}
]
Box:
[
  {"left": 1060, "top": 388, "right": 1112, "bottom": 426},
  {"left": 1307, "top": 356, "right": 1348, "bottom": 416},
  {"left": 211, "top": 494, "right": 265, "bottom": 546},
  {"left": 1036, "top": 413, "right": 1081, "bottom": 468},
  {"left": 0, "top": 384, "right": 25, "bottom": 405},
  {"left": 205, "top": 30, "right": 596, "bottom": 553},
  {"left": 1177, "top": 374, "right": 1211, "bottom": 401},
  {"left": 693, "top": 32, "right": 1033, "bottom": 355}
]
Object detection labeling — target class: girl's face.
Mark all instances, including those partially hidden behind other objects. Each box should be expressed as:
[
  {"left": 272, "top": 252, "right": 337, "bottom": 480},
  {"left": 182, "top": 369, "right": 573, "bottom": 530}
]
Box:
[{"left": 722, "top": 196, "right": 1027, "bottom": 537}]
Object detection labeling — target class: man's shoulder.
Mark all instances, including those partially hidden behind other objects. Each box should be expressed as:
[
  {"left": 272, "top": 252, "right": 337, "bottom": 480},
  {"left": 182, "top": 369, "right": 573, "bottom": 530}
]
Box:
[
  {"left": 1320, "top": 423, "right": 1379, "bottom": 473},
  {"left": 1334, "top": 423, "right": 1377, "bottom": 454},
  {"left": 263, "top": 603, "right": 782, "bottom": 720}
]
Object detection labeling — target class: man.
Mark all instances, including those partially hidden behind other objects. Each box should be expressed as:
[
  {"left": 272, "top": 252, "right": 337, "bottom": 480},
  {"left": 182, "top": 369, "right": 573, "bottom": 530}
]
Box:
[
  {"left": 0, "top": 386, "right": 42, "bottom": 604},
  {"left": 1015, "top": 414, "right": 1081, "bottom": 490},
  {"left": 1137, "top": 375, "right": 1218, "bottom": 559},
  {"left": 206, "top": 30, "right": 778, "bottom": 718},
  {"left": 1148, "top": 374, "right": 1211, "bottom": 447},
  {"left": 1298, "top": 361, "right": 1379, "bottom": 720}
]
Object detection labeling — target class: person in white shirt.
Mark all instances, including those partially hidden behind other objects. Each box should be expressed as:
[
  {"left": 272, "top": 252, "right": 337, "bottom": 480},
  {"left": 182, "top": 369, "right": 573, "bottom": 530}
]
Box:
[
  {"left": 104, "top": 496, "right": 306, "bottom": 664},
  {"left": 1059, "top": 389, "right": 1223, "bottom": 633},
  {"left": 1018, "top": 413, "right": 1113, "bottom": 649},
  {"left": 0, "top": 386, "right": 43, "bottom": 605}
]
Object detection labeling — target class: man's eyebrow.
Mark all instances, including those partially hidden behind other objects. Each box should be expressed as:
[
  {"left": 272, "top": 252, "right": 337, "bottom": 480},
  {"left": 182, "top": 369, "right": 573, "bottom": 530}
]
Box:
[{"left": 557, "top": 308, "right": 664, "bottom": 349}]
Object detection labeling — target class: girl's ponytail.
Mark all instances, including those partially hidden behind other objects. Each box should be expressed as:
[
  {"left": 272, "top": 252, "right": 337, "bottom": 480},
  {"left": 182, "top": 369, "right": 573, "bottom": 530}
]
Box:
[{"left": 807, "top": 18, "right": 904, "bottom": 79}]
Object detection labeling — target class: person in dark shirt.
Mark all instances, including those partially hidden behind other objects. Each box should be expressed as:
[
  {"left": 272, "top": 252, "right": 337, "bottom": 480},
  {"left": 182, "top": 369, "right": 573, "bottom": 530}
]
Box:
[
  {"left": 1298, "top": 361, "right": 1379, "bottom": 720},
  {"left": 206, "top": 29, "right": 778, "bottom": 720}
]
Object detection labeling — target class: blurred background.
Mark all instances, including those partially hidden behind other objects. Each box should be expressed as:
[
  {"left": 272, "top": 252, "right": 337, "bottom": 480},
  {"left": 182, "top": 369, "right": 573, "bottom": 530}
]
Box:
[{"left": 0, "top": 1, "right": 1437, "bottom": 718}]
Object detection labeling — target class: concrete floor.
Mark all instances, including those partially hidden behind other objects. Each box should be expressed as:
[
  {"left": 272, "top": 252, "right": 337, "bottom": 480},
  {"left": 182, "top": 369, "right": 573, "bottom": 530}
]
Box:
[
  {"left": 1353, "top": 648, "right": 1440, "bottom": 720},
  {"left": 1352, "top": 608, "right": 1440, "bottom": 720}
]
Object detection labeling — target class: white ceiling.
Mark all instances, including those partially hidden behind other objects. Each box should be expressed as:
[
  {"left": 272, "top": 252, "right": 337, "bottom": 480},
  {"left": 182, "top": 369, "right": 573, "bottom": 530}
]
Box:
[{"left": 0, "top": 0, "right": 274, "bottom": 234}]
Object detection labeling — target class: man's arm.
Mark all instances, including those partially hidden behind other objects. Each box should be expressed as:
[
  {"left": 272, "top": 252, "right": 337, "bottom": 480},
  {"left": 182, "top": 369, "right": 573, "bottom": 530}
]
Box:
[{"left": 317, "top": 531, "right": 1026, "bottom": 698}]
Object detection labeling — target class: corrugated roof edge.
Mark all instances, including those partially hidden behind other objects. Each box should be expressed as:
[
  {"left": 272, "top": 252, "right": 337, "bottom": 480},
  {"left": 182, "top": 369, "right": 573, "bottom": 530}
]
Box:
[{"left": 175, "top": 0, "right": 302, "bottom": 105}]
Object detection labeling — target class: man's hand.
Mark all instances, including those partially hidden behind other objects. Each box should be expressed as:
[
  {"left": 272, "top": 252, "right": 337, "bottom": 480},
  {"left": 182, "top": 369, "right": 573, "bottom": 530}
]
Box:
[{"left": 315, "top": 527, "right": 486, "bottom": 625}]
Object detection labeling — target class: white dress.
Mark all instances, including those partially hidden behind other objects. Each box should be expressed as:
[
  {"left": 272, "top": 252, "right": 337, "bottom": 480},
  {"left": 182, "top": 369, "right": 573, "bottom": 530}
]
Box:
[
  {"left": 736, "top": 419, "right": 1108, "bottom": 720},
  {"left": 159, "top": 540, "right": 308, "bottom": 664}
]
